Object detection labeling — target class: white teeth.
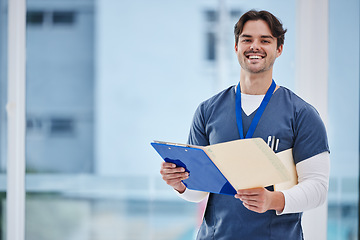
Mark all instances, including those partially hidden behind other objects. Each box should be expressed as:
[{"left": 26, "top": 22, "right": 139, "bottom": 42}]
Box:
[{"left": 249, "top": 55, "right": 262, "bottom": 59}]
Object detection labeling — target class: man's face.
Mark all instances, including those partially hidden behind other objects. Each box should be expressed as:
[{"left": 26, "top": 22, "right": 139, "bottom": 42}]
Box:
[{"left": 235, "top": 20, "right": 283, "bottom": 74}]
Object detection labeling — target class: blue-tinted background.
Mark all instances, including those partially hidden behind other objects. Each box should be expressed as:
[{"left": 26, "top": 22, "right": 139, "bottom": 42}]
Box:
[{"left": 0, "top": 0, "right": 358, "bottom": 239}]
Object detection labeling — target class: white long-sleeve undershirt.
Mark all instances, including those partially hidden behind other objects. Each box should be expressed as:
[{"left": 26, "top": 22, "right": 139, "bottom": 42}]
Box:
[{"left": 279, "top": 151, "right": 330, "bottom": 214}]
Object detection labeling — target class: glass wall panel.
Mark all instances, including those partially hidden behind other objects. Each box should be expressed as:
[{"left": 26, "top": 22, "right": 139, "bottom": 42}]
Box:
[
  {"left": 24, "top": 0, "right": 295, "bottom": 239},
  {"left": 327, "top": 0, "right": 359, "bottom": 239},
  {"left": 0, "top": 0, "right": 7, "bottom": 239}
]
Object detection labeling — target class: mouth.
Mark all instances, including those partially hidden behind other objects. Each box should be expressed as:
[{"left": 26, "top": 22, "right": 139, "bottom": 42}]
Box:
[
  {"left": 245, "top": 52, "right": 266, "bottom": 60},
  {"left": 246, "top": 54, "right": 265, "bottom": 60}
]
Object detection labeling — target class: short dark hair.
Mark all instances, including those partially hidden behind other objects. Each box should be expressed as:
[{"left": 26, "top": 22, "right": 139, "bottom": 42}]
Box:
[{"left": 234, "top": 10, "right": 287, "bottom": 49}]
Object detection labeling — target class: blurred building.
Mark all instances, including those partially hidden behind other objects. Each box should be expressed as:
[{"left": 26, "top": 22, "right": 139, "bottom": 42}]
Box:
[
  {"left": 0, "top": 0, "right": 358, "bottom": 239},
  {"left": 24, "top": 0, "right": 95, "bottom": 173}
]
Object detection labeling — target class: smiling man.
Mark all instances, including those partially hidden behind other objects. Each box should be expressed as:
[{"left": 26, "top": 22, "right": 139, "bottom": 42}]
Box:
[{"left": 160, "top": 10, "right": 330, "bottom": 239}]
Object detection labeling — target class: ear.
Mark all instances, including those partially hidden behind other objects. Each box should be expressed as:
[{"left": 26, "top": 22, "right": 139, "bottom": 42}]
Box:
[
  {"left": 276, "top": 45, "right": 283, "bottom": 58},
  {"left": 235, "top": 43, "right": 238, "bottom": 52}
]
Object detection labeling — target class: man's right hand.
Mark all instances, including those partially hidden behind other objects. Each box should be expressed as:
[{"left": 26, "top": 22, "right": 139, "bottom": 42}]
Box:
[{"left": 160, "top": 162, "right": 189, "bottom": 193}]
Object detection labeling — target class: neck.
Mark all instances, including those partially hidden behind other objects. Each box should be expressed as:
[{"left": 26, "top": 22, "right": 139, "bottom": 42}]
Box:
[{"left": 239, "top": 70, "right": 274, "bottom": 95}]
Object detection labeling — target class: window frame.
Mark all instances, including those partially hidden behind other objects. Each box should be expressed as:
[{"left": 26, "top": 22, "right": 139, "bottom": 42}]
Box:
[{"left": 7, "top": 0, "right": 26, "bottom": 240}]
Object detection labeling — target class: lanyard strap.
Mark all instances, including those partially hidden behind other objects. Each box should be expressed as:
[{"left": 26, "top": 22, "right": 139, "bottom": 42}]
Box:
[{"left": 235, "top": 80, "right": 276, "bottom": 139}]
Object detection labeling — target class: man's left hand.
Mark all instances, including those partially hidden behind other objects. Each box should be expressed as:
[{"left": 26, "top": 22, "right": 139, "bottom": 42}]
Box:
[{"left": 235, "top": 187, "right": 285, "bottom": 213}]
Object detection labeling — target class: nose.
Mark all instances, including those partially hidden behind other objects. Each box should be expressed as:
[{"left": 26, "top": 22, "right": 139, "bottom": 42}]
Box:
[{"left": 250, "top": 40, "right": 260, "bottom": 51}]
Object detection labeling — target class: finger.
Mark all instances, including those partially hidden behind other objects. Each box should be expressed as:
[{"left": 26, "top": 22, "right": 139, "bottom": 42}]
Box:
[
  {"left": 241, "top": 199, "right": 259, "bottom": 206},
  {"left": 161, "top": 162, "right": 187, "bottom": 171},
  {"left": 243, "top": 194, "right": 267, "bottom": 204},
  {"left": 236, "top": 193, "right": 259, "bottom": 201},
  {"left": 244, "top": 201, "right": 268, "bottom": 213},
  {"left": 235, "top": 194, "right": 263, "bottom": 206},
  {"left": 160, "top": 166, "right": 186, "bottom": 175},
  {"left": 166, "top": 177, "right": 188, "bottom": 185},
  {"left": 163, "top": 172, "right": 189, "bottom": 180},
  {"left": 242, "top": 202, "right": 262, "bottom": 213},
  {"left": 237, "top": 195, "right": 257, "bottom": 202},
  {"left": 161, "top": 162, "right": 177, "bottom": 168},
  {"left": 237, "top": 189, "right": 262, "bottom": 196},
  {"left": 164, "top": 177, "right": 189, "bottom": 187}
]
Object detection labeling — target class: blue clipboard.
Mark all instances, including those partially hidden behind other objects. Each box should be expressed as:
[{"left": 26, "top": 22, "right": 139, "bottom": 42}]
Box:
[{"left": 151, "top": 142, "right": 237, "bottom": 195}]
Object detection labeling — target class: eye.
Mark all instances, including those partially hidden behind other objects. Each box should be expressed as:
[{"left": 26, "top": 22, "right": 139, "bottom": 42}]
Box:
[
  {"left": 242, "top": 39, "right": 251, "bottom": 43},
  {"left": 262, "top": 40, "right": 270, "bottom": 44}
]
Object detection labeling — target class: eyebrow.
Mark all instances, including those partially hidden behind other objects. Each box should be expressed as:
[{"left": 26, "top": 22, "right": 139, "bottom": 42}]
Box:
[{"left": 240, "top": 34, "right": 274, "bottom": 40}]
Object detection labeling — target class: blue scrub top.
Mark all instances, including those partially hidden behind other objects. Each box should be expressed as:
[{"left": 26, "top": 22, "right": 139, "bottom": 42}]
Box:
[{"left": 188, "top": 86, "right": 329, "bottom": 240}]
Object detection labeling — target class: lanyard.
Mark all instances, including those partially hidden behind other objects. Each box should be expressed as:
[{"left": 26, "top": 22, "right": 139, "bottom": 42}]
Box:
[{"left": 235, "top": 80, "right": 276, "bottom": 139}]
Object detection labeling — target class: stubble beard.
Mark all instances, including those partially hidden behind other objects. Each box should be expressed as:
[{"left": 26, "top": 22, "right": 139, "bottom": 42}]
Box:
[{"left": 239, "top": 55, "right": 275, "bottom": 74}]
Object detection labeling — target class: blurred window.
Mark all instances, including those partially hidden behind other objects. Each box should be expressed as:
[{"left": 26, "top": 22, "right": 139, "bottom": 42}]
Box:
[
  {"left": 52, "top": 11, "right": 75, "bottom": 25},
  {"left": 206, "top": 32, "right": 216, "bottom": 61},
  {"left": 27, "top": 11, "right": 44, "bottom": 25},
  {"left": 50, "top": 118, "right": 74, "bottom": 136},
  {"left": 204, "top": 8, "right": 241, "bottom": 62}
]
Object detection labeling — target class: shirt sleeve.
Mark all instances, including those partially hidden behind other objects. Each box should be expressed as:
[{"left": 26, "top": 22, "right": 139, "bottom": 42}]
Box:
[
  {"left": 277, "top": 151, "right": 330, "bottom": 215},
  {"left": 187, "top": 103, "right": 210, "bottom": 146},
  {"left": 293, "top": 104, "right": 330, "bottom": 163},
  {"left": 175, "top": 188, "right": 209, "bottom": 203}
]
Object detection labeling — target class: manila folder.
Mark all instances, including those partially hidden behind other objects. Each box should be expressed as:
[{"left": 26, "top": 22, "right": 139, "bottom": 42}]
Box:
[{"left": 202, "top": 138, "right": 294, "bottom": 190}]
